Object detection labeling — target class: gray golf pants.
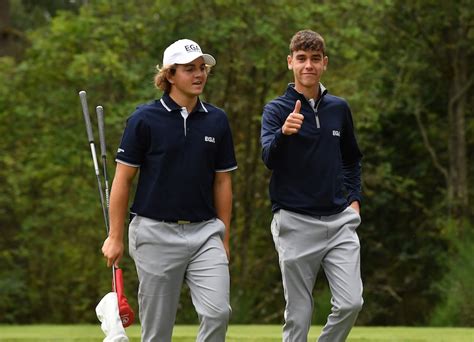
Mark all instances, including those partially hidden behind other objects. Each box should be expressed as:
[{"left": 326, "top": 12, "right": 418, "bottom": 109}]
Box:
[
  {"left": 129, "top": 216, "right": 231, "bottom": 342},
  {"left": 271, "top": 207, "right": 363, "bottom": 342}
]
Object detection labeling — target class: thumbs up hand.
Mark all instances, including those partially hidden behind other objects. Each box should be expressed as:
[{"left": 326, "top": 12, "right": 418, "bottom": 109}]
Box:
[{"left": 282, "top": 100, "right": 304, "bottom": 135}]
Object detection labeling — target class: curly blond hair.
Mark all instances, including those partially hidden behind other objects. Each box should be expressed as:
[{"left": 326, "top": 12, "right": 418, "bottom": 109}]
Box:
[
  {"left": 154, "top": 64, "right": 213, "bottom": 93},
  {"left": 154, "top": 64, "right": 176, "bottom": 93}
]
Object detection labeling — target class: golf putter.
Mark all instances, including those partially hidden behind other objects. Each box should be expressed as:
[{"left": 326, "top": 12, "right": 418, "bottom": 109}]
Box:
[
  {"left": 96, "top": 104, "right": 135, "bottom": 328},
  {"left": 80, "top": 90, "right": 135, "bottom": 328}
]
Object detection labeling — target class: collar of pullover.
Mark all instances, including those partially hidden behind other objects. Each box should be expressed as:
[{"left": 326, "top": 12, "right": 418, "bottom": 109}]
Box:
[{"left": 286, "top": 83, "right": 328, "bottom": 102}]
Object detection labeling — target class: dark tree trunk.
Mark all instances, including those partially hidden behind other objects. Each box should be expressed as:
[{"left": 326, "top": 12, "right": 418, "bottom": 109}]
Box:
[
  {"left": 0, "top": 0, "right": 26, "bottom": 58},
  {"left": 448, "top": 47, "right": 471, "bottom": 228}
]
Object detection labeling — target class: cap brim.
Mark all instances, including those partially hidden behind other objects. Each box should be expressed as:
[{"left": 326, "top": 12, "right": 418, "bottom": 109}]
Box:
[
  {"left": 167, "top": 52, "right": 216, "bottom": 66},
  {"left": 202, "top": 54, "right": 216, "bottom": 66}
]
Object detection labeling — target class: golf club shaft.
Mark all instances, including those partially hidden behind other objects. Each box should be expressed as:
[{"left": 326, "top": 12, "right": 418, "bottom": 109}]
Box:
[
  {"left": 80, "top": 91, "right": 110, "bottom": 233},
  {"left": 96, "top": 106, "right": 111, "bottom": 220},
  {"left": 96, "top": 105, "right": 116, "bottom": 290}
]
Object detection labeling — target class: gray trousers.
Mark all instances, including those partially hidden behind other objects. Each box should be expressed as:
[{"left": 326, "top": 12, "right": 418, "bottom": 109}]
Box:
[
  {"left": 129, "top": 216, "right": 231, "bottom": 342},
  {"left": 271, "top": 207, "right": 363, "bottom": 342}
]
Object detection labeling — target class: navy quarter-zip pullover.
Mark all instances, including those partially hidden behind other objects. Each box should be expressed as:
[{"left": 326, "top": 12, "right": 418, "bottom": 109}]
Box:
[{"left": 261, "top": 83, "right": 362, "bottom": 216}]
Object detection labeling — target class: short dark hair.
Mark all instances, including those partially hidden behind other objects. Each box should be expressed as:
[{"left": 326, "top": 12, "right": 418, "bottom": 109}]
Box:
[{"left": 289, "top": 29, "right": 326, "bottom": 55}]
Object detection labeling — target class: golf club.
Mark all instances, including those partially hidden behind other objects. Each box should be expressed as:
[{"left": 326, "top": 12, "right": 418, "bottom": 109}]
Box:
[
  {"left": 95, "top": 103, "right": 135, "bottom": 327},
  {"left": 79, "top": 90, "right": 134, "bottom": 328},
  {"left": 96, "top": 105, "right": 110, "bottom": 220},
  {"left": 94, "top": 104, "right": 115, "bottom": 289},
  {"left": 79, "top": 91, "right": 109, "bottom": 236}
]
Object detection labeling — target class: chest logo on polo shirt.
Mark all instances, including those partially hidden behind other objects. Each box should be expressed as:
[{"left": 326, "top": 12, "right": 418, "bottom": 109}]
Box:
[
  {"left": 205, "top": 136, "right": 215, "bottom": 143},
  {"left": 332, "top": 130, "right": 341, "bottom": 137}
]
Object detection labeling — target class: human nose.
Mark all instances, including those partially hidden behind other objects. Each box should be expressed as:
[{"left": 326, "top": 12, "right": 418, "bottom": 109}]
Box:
[
  {"left": 304, "top": 59, "right": 313, "bottom": 69},
  {"left": 194, "top": 68, "right": 206, "bottom": 77}
]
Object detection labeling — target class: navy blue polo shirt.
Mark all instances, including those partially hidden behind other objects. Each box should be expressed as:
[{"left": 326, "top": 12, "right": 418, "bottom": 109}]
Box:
[{"left": 116, "top": 93, "right": 237, "bottom": 222}]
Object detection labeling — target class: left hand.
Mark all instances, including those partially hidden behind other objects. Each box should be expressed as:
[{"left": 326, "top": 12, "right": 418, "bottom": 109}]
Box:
[{"left": 349, "top": 201, "right": 360, "bottom": 214}]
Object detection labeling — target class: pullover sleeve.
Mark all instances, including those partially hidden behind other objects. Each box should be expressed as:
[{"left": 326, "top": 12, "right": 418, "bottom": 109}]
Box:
[
  {"left": 343, "top": 161, "right": 362, "bottom": 204},
  {"left": 341, "top": 106, "right": 363, "bottom": 204},
  {"left": 260, "top": 104, "right": 288, "bottom": 170}
]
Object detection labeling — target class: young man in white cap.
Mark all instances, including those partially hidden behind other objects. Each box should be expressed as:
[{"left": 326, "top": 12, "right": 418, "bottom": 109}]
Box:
[
  {"left": 261, "top": 29, "right": 363, "bottom": 341},
  {"left": 102, "top": 39, "right": 237, "bottom": 342}
]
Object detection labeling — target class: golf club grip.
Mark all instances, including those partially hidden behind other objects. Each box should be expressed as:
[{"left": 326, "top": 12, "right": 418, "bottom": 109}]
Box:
[
  {"left": 96, "top": 106, "right": 107, "bottom": 158},
  {"left": 79, "top": 90, "right": 94, "bottom": 143}
]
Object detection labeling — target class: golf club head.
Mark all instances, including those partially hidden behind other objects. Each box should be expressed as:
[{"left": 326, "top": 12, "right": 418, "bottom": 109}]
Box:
[{"left": 114, "top": 267, "right": 135, "bottom": 328}]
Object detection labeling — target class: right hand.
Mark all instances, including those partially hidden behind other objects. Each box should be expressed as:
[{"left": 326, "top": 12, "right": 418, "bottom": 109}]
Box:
[
  {"left": 282, "top": 100, "right": 304, "bottom": 135},
  {"left": 101, "top": 236, "right": 124, "bottom": 268}
]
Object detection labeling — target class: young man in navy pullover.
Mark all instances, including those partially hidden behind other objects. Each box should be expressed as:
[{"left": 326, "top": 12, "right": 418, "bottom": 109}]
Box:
[
  {"left": 102, "top": 39, "right": 237, "bottom": 342},
  {"left": 261, "top": 30, "right": 363, "bottom": 342}
]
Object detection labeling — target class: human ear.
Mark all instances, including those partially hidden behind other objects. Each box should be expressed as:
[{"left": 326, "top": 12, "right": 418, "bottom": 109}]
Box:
[{"left": 287, "top": 55, "right": 293, "bottom": 70}]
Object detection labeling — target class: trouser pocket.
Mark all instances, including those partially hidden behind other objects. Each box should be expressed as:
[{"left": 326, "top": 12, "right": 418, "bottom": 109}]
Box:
[{"left": 128, "top": 215, "right": 141, "bottom": 261}]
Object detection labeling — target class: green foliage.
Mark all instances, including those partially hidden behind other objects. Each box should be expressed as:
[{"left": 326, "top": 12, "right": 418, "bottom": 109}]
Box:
[
  {"left": 312, "top": 282, "right": 332, "bottom": 325},
  {"left": 430, "top": 224, "right": 474, "bottom": 326},
  {"left": 356, "top": 0, "right": 474, "bottom": 326},
  {"left": 10, "top": 0, "right": 83, "bottom": 33},
  {"left": 0, "top": 0, "right": 473, "bottom": 326}
]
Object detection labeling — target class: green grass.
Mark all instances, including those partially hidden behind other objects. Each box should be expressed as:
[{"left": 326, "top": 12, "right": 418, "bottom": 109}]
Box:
[{"left": 0, "top": 325, "right": 472, "bottom": 341}]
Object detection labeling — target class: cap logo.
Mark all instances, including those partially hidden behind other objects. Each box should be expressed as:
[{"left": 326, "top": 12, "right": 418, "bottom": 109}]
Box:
[
  {"left": 163, "top": 39, "right": 215, "bottom": 66},
  {"left": 185, "top": 44, "right": 201, "bottom": 53}
]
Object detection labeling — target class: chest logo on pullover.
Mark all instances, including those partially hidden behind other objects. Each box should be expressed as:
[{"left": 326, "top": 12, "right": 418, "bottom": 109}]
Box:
[
  {"left": 205, "top": 136, "right": 215, "bottom": 143},
  {"left": 332, "top": 130, "right": 340, "bottom": 137}
]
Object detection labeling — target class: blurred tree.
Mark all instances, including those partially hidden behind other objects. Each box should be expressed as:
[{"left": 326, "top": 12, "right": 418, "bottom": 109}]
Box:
[
  {"left": 0, "top": 0, "right": 25, "bottom": 58},
  {"left": 0, "top": 0, "right": 87, "bottom": 59},
  {"left": 0, "top": 0, "right": 471, "bottom": 326},
  {"left": 367, "top": 0, "right": 474, "bottom": 325}
]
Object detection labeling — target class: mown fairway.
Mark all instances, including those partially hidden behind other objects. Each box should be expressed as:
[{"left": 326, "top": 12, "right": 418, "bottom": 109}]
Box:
[{"left": 0, "top": 325, "right": 472, "bottom": 341}]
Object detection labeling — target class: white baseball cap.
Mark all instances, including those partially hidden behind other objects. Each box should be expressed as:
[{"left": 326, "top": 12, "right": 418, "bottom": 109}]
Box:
[{"left": 163, "top": 39, "right": 216, "bottom": 66}]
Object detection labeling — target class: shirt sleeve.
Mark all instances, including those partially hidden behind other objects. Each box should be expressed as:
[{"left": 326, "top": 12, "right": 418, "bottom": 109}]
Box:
[
  {"left": 261, "top": 104, "right": 288, "bottom": 170},
  {"left": 215, "top": 116, "right": 237, "bottom": 172},
  {"left": 115, "top": 113, "right": 149, "bottom": 167}
]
